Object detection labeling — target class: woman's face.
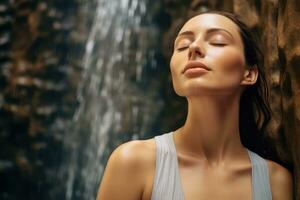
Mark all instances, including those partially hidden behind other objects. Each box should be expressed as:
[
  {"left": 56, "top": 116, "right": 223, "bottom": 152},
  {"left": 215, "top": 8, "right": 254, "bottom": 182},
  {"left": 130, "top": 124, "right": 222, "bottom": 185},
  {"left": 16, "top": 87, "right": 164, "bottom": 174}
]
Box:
[{"left": 170, "top": 13, "right": 251, "bottom": 97}]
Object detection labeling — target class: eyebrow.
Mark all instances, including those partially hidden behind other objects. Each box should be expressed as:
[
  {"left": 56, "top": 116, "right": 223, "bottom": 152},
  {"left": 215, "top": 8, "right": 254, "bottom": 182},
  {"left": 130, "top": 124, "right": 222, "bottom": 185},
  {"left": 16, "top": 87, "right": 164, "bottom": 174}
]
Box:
[{"left": 177, "top": 28, "right": 234, "bottom": 39}]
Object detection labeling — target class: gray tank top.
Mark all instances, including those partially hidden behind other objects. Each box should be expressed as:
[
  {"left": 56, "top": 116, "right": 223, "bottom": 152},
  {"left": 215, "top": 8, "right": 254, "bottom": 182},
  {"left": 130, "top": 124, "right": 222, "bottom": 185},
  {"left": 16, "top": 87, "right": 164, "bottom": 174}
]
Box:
[{"left": 151, "top": 131, "right": 272, "bottom": 200}]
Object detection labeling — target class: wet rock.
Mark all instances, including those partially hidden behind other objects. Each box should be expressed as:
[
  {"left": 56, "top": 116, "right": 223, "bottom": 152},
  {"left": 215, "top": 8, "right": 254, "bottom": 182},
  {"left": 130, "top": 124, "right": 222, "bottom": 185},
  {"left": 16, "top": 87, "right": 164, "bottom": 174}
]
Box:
[{"left": 0, "top": 0, "right": 85, "bottom": 199}]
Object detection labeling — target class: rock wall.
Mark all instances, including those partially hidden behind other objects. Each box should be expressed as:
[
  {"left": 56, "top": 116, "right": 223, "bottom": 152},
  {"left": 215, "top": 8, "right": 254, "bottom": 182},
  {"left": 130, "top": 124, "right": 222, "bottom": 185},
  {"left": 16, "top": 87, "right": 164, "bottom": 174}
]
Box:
[
  {"left": 277, "top": 0, "right": 300, "bottom": 198},
  {"left": 0, "top": 0, "right": 91, "bottom": 199}
]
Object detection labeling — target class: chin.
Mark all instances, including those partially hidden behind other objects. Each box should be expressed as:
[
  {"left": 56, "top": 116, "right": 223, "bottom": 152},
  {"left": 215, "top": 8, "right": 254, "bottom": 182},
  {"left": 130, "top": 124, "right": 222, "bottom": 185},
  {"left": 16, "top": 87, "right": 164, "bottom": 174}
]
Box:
[{"left": 174, "top": 87, "right": 209, "bottom": 97}]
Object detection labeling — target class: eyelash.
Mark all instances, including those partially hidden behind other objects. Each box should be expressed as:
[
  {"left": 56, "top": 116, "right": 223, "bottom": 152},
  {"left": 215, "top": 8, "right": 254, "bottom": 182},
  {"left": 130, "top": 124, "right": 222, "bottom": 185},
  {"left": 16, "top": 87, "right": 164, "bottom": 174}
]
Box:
[
  {"left": 176, "top": 41, "right": 227, "bottom": 51},
  {"left": 177, "top": 46, "right": 189, "bottom": 51},
  {"left": 210, "top": 43, "right": 227, "bottom": 46},
  {"left": 177, "top": 43, "right": 225, "bottom": 50}
]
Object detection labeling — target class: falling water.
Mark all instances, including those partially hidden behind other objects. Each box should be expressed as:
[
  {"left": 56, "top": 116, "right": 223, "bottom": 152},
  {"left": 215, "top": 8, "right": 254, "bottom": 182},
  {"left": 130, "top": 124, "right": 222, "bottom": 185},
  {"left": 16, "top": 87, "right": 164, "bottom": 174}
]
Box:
[{"left": 59, "top": 0, "right": 162, "bottom": 199}]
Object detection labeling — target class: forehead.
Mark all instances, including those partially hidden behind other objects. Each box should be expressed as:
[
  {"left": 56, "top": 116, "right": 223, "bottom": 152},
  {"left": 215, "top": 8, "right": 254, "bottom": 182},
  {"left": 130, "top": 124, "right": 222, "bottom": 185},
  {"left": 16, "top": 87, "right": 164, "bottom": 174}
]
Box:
[{"left": 179, "top": 13, "right": 241, "bottom": 38}]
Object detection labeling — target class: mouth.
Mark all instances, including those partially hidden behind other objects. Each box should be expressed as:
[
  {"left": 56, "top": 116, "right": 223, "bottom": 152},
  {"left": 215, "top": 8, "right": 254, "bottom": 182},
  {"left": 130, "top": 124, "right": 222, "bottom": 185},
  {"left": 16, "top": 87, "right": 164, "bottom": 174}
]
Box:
[{"left": 182, "top": 61, "right": 211, "bottom": 74}]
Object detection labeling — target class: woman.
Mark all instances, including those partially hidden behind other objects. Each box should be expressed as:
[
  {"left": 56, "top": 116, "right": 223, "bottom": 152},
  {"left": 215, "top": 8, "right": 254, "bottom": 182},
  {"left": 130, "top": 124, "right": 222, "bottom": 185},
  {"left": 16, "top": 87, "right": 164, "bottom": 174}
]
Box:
[{"left": 97, "top": 11, "right": 293, "bottom": 200}]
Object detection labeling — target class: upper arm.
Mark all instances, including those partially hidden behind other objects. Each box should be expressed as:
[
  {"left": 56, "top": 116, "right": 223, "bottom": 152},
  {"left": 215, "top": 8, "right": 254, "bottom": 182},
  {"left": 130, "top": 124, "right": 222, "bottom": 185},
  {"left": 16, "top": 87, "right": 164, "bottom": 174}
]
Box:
[
  {"left": 97, "top": 141, "right": 147, "bottom": 200},
  {"left": 268, "top": 160, "right": 294, "bottom": 200}
]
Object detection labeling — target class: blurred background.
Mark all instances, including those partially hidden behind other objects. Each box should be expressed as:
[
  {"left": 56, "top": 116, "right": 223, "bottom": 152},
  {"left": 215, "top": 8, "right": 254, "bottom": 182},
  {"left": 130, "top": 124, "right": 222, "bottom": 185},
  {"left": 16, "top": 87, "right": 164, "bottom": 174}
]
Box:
[{"left": 0, "top": 0, "right": 299, "bottom": 199}]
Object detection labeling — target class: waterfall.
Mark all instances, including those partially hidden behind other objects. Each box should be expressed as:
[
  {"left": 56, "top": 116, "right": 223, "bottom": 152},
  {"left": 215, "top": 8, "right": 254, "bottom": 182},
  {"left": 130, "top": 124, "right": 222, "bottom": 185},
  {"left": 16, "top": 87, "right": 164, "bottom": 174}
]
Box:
[{"left": 60, "top": 0, "right": 162, "bottom": 199}]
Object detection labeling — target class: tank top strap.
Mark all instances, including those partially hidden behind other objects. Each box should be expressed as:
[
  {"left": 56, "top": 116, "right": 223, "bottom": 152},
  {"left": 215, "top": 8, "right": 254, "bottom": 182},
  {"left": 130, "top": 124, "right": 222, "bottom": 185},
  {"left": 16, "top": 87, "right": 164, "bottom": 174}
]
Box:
[
  {"left": 151, "top": 132, "right": 184, "bottom": 200},
  {"left": 247, "top": 149, "right": 272, "bottom": 200}
]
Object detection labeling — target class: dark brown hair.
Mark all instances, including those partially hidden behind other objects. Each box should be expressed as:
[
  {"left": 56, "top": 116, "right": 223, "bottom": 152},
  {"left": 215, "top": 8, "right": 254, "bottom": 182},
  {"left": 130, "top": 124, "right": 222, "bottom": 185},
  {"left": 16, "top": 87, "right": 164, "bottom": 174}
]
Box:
[{"left": 197, "top": 11, "right": 274, "bottom": 158}]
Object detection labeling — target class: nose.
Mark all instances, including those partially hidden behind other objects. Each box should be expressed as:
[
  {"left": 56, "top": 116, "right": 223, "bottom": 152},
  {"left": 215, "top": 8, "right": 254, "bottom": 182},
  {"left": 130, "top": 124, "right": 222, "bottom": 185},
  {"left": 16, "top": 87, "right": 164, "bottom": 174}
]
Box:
[{"left": 188, "top": 41, "right": 205, "bottom": 60}]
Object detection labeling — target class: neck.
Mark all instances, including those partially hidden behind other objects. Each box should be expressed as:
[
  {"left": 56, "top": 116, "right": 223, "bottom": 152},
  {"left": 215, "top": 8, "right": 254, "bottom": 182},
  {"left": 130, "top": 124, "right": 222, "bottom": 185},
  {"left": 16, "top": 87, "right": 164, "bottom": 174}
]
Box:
[{"left": 175, "top": 94, "right": 245, "bottom": 166}]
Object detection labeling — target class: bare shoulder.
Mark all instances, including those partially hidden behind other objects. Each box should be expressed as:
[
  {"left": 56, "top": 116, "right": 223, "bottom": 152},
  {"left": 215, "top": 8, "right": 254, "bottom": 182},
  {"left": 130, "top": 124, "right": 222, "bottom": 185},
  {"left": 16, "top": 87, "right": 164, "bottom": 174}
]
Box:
[
  {"left": 97, "top": 138, "right": 156, "bottom": 200},
  {"left": 112, "top": 138, "right": 156, "bottom": 168},
  {"left": 267, "top": 160, "right": 294, "bottom": 200}
]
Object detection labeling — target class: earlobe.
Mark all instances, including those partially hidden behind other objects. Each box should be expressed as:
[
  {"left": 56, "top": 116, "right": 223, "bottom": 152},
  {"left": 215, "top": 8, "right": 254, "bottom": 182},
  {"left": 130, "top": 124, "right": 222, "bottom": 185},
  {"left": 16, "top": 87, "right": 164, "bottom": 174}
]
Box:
[{"left": 241, "top": 65, "right": 258, "bottom": 85}]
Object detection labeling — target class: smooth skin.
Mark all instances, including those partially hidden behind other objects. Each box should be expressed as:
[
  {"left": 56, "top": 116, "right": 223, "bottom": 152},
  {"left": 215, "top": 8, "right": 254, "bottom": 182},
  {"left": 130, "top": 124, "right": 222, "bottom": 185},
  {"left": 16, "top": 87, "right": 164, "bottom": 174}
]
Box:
[{"left": 97, "top": 13, "right": 293, "bottom": 200}]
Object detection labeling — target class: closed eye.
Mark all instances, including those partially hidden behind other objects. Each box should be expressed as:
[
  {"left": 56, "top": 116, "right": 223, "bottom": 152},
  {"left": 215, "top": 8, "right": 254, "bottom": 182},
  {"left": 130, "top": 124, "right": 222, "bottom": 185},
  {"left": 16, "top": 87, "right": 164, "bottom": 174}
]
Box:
[
  {"left": 177, "top": 46, "right": 189, "bottom": 51},
  {"left": 210, "top": 43, "right": 227, "bottom": 46}
]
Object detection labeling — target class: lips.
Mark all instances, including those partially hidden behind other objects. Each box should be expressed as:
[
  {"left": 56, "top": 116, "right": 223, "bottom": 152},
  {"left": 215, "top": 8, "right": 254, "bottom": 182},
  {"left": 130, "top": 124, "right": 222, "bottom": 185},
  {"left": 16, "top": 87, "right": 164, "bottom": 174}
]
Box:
[{"left": 182, "top": 61, "right": 211, "bottom": 74}]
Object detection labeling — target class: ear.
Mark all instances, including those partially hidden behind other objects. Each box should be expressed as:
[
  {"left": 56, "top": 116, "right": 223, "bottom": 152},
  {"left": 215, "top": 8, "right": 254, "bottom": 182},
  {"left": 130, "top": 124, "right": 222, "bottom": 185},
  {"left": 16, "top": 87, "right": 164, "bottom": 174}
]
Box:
[{"left": 240, "top": 65, "right": 258, "bottom": 85}]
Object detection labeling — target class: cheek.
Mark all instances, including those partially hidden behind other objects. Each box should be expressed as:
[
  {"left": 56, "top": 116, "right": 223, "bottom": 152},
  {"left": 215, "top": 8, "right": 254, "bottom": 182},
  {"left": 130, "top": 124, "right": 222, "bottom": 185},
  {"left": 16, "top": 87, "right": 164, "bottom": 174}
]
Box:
[
  {"left": 208, "top": 48, "right": 245, "bottom": 76},
  {"left": 170, "top": 52, "right": 187, "bottom": 74},
  {"left": 170, "top": 53, "right": 187, "bottom": 96}
]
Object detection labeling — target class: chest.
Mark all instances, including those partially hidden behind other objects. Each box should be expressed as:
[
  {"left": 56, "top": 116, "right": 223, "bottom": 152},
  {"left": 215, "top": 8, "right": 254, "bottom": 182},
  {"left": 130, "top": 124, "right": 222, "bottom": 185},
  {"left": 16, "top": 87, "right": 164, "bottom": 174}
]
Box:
[
  {"left": 179, "top": 161, "right": 252, "bottom": 200},
  {"left": 143, "top": 154, "right": 253, "bottom": 200}
]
